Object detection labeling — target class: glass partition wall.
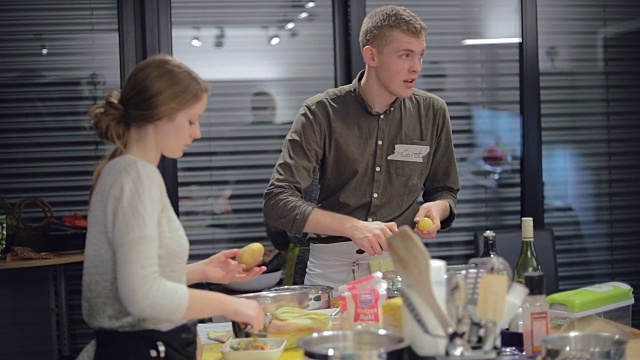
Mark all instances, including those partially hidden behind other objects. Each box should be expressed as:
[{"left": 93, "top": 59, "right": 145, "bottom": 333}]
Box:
[
  {"left": 172, "top": 0, "right": 523, "bottom": 265},
  {"left": 171, "top": 0, "right": 336, "bottom": 258},
  {"left": 538, "top": 0, "right": 640, "bottom": 325},
  {"left": 0, "top": 1, "right": 119, "bottom": 218},
  {"left": 0, "top": 1, "right": 120, "bottom": 357},
  {"left": 357, "top": 0, "right": 523, "bottom": 262}
]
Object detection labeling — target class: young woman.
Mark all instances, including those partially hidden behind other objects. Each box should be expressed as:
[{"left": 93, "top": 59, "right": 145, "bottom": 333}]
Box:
[{"left": 78, "top": 54, "right": 266, "bottom": 360}]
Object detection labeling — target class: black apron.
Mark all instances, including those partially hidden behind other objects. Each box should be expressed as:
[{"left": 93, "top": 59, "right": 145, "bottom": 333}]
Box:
[{"left": 94, "top": 321, "right": 197, "bottom": 360}]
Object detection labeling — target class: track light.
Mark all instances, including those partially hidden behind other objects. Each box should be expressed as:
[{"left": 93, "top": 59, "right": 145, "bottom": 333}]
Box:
[
  {"left": 461, "top": 37, "right": 521, "bottom": 45},
  {"left": 304, "top": 1, "right": 316, "bottom": 9},
  {"left": 190, "top": 26, "right": 202, "bottom": 47},
  {"left": 298, "top": 11, "right": 309, "bottom": 19},
  {"left": 284, "top": 21, "right": 296, "bottom": 30},
  {"left": 214, "top": 26, "right": 225, "bottom": 48},
  {"left": 35, "top": 34, "right": 48, "bottom": 55},
  {"left": 269, "top": 35, "right": 281, "bottom": 46}
]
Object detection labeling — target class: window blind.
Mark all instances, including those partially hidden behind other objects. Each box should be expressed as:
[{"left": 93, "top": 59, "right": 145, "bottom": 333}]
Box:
[
  {"left": 172, "top": 0, "right": 524, "bottom": 265},
  {"left": 0, "top": 1, "right": 120, "bottom": 356},
  {"left": 171, "top": 0, "right": 336, "bottom": 259},
  {"left": 367, "top": 0, "right": 523, "bottom": 263},
  {"left": 0, "top": 0, "right": 119, "bottom": 218},
  {"left": 538, "top": 0, "right": 640, "bottom": 327}
]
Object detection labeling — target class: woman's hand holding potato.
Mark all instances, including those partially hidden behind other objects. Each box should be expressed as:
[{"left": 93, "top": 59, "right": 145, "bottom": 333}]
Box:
[{"left": 187, "top": 247, "right": 266, "bottom": 284}]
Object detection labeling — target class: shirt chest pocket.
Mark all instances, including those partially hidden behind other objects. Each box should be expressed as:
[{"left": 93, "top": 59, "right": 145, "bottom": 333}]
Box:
[{"left": 389, "top": 141, "right": 430, "bottom": 181}]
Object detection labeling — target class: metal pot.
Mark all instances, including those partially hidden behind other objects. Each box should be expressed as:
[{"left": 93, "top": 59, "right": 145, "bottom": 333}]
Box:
[
  {"left": 269, "top": 285, "right": 333, "bottom": 310},
  {"left": 297, "top": 329, "right": 408, "bottom": 360},
  {"left": 541, "top": 332, "right": 628, "bottom": 360}
]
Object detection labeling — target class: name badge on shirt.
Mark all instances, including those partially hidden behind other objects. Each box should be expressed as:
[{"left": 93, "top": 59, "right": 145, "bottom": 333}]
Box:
[{"left": 387, "top": 144, "right": 430, "bottom": 162}]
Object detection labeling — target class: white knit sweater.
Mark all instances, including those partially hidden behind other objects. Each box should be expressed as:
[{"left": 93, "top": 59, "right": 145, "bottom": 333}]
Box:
[{"left": 78, "top": 155, "right": 189, "bottom": 359}]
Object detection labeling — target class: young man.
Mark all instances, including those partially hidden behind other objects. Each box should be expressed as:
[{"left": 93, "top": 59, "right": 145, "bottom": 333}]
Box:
[{"left": 263, "top": 5, "right": 460, "bottom": 290}]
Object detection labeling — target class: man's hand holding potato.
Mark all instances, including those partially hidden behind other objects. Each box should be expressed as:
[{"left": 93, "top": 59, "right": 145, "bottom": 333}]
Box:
[{"left": 413, "top": 200, "right": 451, "bottom": 239}]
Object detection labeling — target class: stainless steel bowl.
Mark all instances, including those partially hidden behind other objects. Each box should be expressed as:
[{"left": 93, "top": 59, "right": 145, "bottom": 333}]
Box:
[
  {"left": 541, "top": 332, "right": 628, "bottom": 360},
  {"left": 268, "top": 285, "right": 333, "bottom": 310},
  {"left": 232, "top": 289, "right": 310, "bottom": 338},
  {"left": 234, "top": 289, "right": 310, "bottom": 313},
  {"left": 298, "top": 329, "right": 408, "bottom": 360}
]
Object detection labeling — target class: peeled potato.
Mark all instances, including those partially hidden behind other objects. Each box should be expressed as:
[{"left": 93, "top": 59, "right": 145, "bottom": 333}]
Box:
[
  {"left": 417, "top": 217, "right": 434, "bottom": 231},
  {"left": 236, "top": 242, "right": 265, "bottom": 269}
]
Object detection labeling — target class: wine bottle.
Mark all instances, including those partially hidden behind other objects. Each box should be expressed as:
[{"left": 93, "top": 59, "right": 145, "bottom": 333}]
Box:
[
  {"left": 514, "top": 217, "right": 542, "bottom": 285},
  {"left": 480, "top": 230, "right": 497, "bottom": 257}
]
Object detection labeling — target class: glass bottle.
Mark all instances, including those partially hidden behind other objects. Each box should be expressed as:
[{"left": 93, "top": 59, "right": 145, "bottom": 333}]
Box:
[
  {"left": 522, "top": 272, "right": 550, "bottom": 354},
  {"left": 480, "top": 230, "right": 497, "bottom": 257},
  {"left": 514, "top": 217, "right": 542, "bottom": 285}
]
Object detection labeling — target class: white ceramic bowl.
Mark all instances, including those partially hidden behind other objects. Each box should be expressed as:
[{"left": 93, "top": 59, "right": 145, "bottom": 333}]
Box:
[
  {"left": 221, "top": 337, "right": 286, "bottom": 360},
  {"left": 224, "top": 270, "right": 283, "bottom": 292}
]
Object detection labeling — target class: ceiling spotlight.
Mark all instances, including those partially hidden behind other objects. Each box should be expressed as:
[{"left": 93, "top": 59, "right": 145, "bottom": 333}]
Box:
[
  {"left": 284, "top": 21, "right": 296, "bottom": 30},
  {"left": 298, "top": 11, "right": 309, "bottom": 19},
  {"left": 304, "top": 1, "right": 316, "bottom": 9},
  {"left": 269, "top": 35, "right": 281, "bottom": 46},
  {"left": 191, "top": 26, "right": 203, "bottom": 47},
  {"left": 41, "top": 45, "right": 48, "bottom": 55},
  {"left": 214, "top": 26, "right": 225, "bottom": 48}
]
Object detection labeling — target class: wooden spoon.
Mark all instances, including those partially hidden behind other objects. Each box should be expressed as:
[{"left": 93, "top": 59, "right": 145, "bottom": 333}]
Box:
[
  {"left": 387, "top": 226, "right": 456, "bottom": 337},
  {"left": 388, "top": 226, "right": 472, "bottom": 356}
]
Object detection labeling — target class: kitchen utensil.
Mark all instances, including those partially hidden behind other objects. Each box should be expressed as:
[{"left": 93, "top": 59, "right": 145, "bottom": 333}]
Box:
[
  {"left": 233, "top": 312, "right": 272, "bottom": 339},
  {"left": 297, "top": 329, "right": 408, "bottom": 360},
  {"left": 386, "top": 226, "right": 455, "bottom": 335},
  {"left": 469, "top": 256, "right": 513, "bottom": 281},
  {"left": 386, "top": 226, "right": 469, "bottom": 356},
  {"left": 399, "top": 286, "right": 443, "bottom": 336},
  {"left": 541, "top": 332, "right": 628, "bottom": 360},
  {"left": 463, "top": 267, "right": 483, "bottom": 346},
  {"left": 268, "top": 285, "right": 333, "bottom": 310},
  {"left": 465, "top": 256, "right": 513, "bottom": 347},
  {"left": 447, "top": 268, "right": 469, "bottom": 335},
  {"left": 231, "top": 289, "right": 309, "bottom": 338},
  {"left": 475, "top": 274, "right": 508, "bottom": 351},
  {"left": 401, "top": 286, "right": 469, "bottom": 357},
  {"left": 498, "top": 282, "right": 529, "bottom": 330}
]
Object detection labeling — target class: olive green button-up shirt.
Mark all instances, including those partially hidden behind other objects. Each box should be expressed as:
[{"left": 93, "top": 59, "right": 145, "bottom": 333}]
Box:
[{"left": 264, "top": 72, "right": 460, "bottom": 239}]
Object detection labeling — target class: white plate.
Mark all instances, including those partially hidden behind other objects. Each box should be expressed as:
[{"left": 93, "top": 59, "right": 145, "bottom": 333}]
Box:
[{"left": 224, "top": 270, "right": 282, "bottom": 292}]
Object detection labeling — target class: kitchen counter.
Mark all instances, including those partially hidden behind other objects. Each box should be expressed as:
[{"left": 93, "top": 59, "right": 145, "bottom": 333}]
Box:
[
  {"left": 196, "top": 317, "right": 640, "bottom": 360},
  {"left": 0, "top": 252, "right": 84, "bottom": 269},
  {"left": 0, "top": 252, "right": 84, "bottom": 359}
]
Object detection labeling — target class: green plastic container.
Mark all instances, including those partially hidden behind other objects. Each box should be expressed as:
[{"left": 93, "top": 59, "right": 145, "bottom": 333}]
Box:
[{"left": 546, "top": 282, "right": 634, "bottom": 326}]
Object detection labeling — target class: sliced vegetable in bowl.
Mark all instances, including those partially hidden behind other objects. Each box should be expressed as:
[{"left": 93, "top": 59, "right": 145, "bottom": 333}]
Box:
[{"left": 221, "top": 337, "right": 286, "bottom": 360}]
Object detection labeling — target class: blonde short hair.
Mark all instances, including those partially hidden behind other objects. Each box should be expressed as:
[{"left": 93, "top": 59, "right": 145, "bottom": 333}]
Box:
[{"left": 359, "top": 5, "right": 427, "bottom": 51}]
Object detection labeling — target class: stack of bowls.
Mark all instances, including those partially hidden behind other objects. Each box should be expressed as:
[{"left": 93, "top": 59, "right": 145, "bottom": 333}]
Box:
[
  {"left": 268, "top": 285, "right": 333, "bottom": 310},
  {"left": 232, "top": 288, "right": 310, "bottom": 338},
  {"left": 541, "top": 332, "right": 628, "bottom": 360}
]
